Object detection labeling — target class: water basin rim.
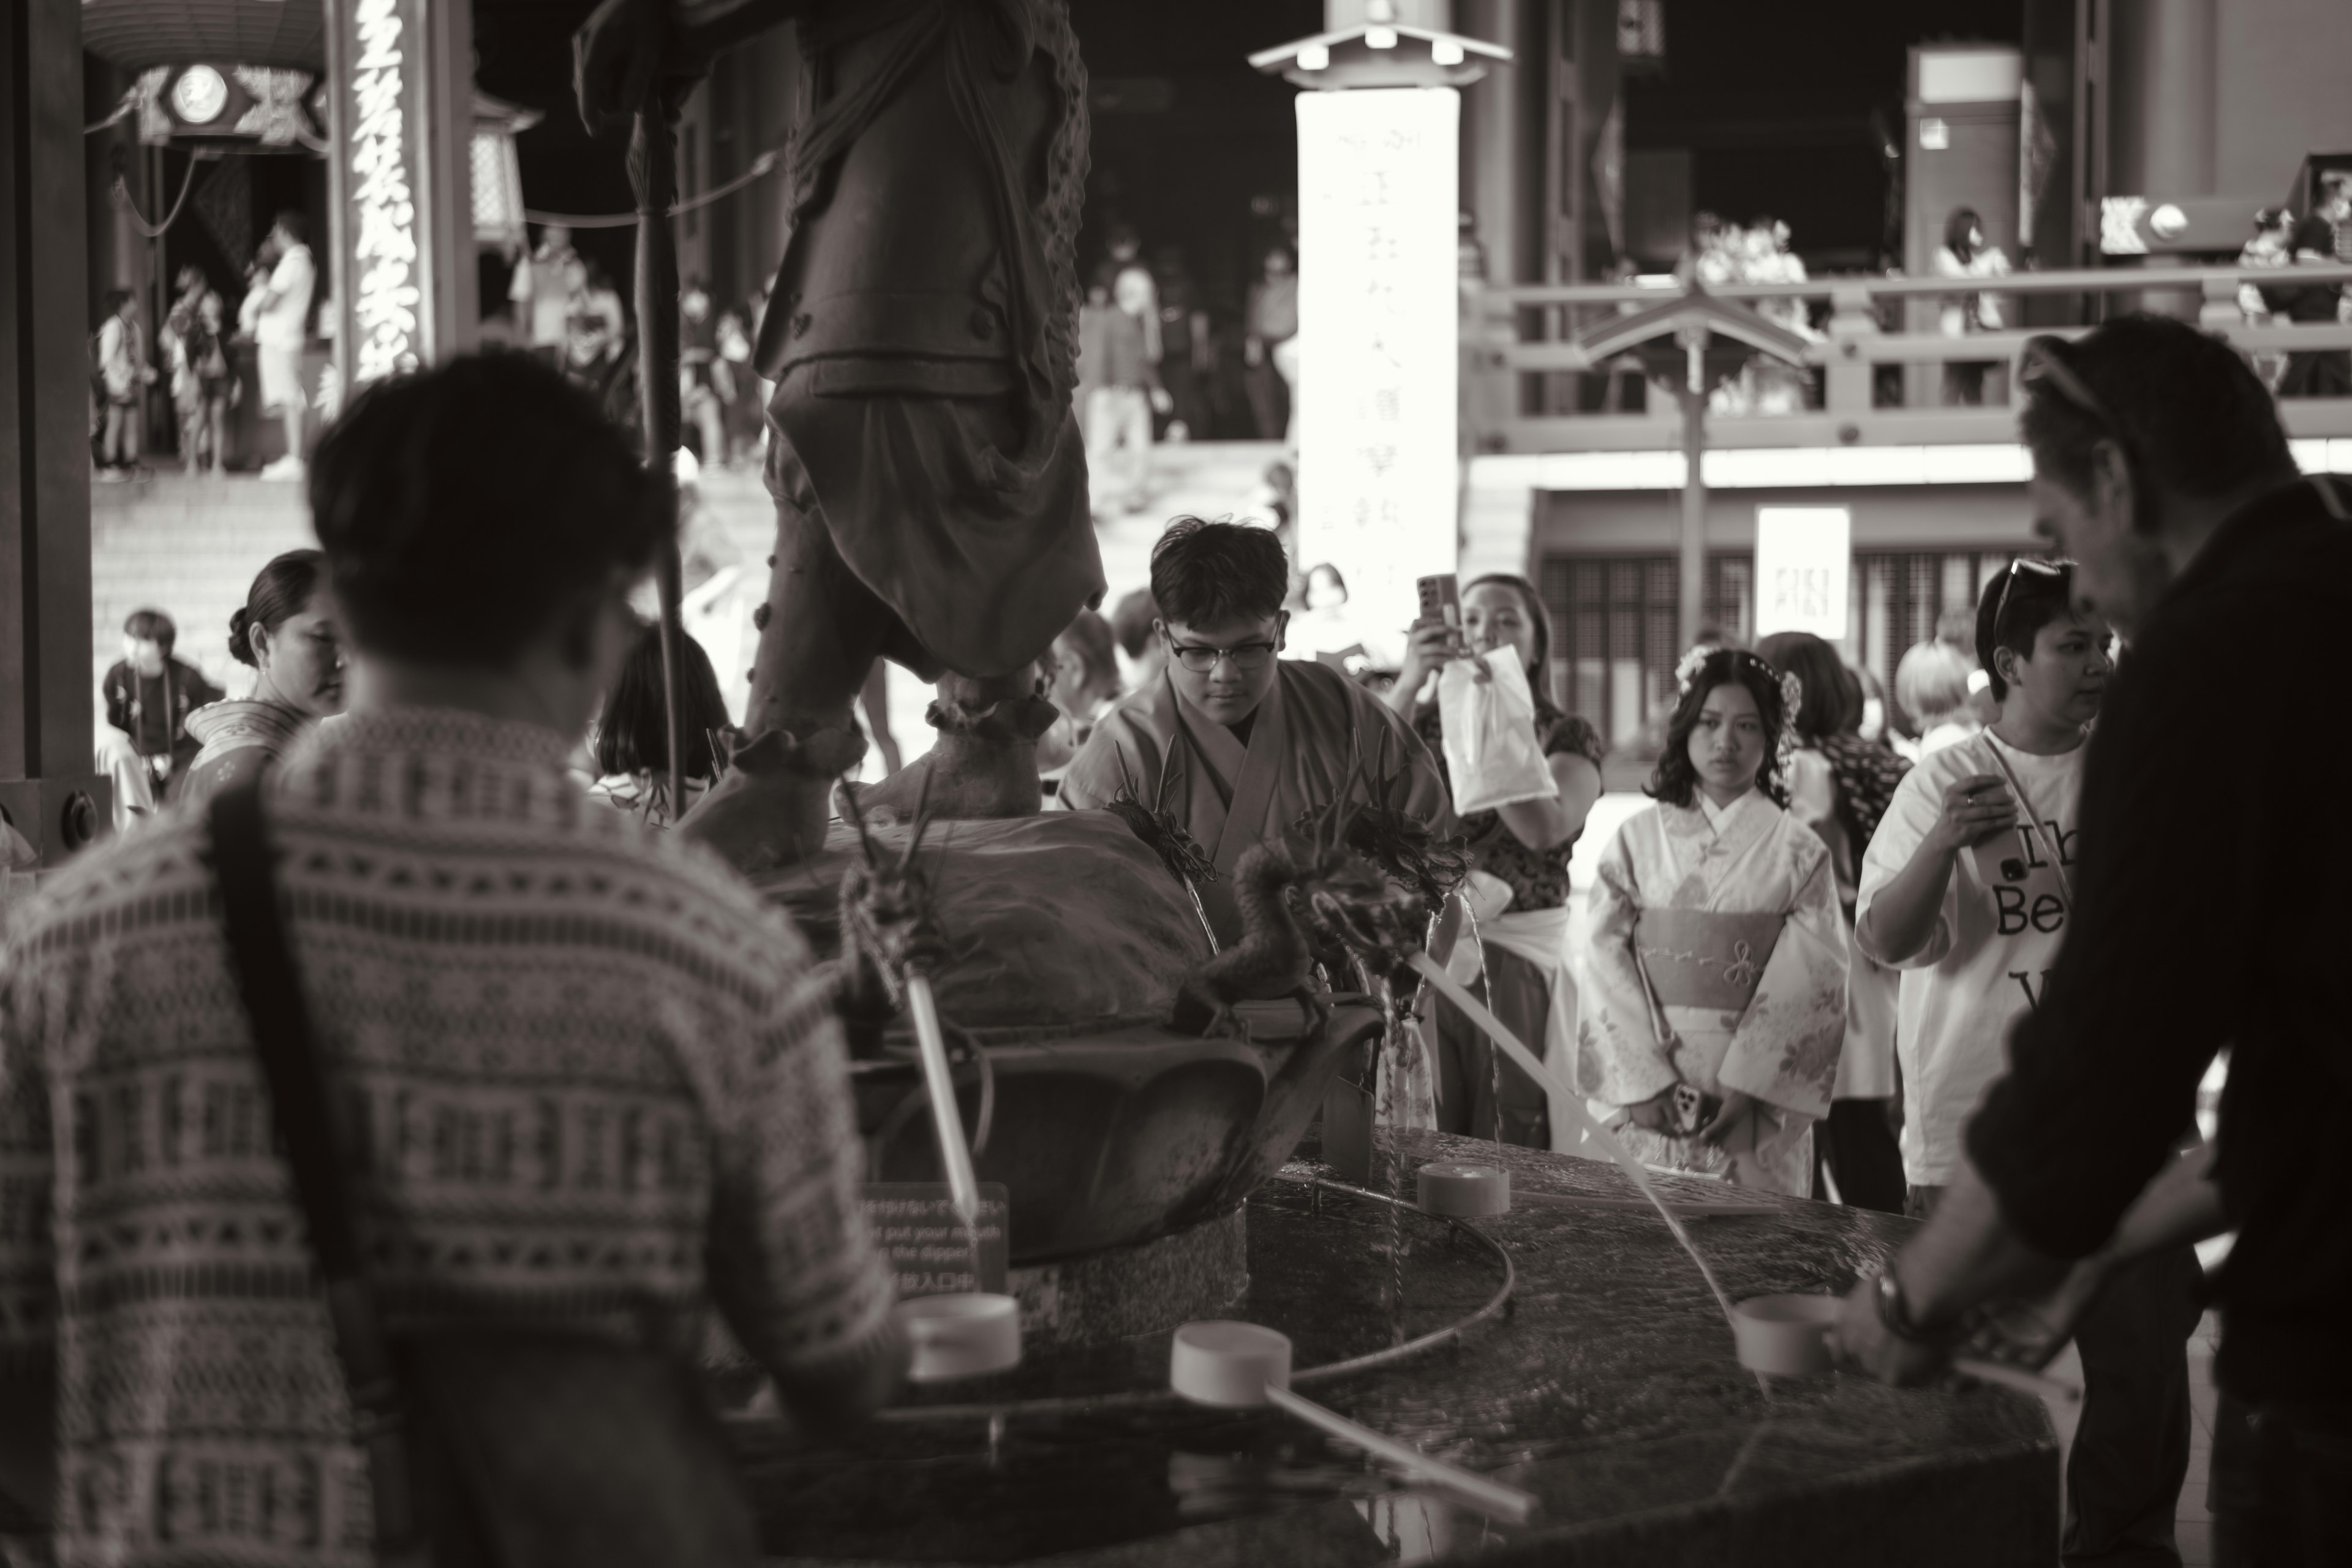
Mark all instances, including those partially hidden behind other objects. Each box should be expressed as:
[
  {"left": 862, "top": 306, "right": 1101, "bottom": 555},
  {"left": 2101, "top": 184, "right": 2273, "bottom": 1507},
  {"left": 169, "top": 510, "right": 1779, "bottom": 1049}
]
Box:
[{"left": 777, "top": 1175, "right": 1517, "bottom": 1427}]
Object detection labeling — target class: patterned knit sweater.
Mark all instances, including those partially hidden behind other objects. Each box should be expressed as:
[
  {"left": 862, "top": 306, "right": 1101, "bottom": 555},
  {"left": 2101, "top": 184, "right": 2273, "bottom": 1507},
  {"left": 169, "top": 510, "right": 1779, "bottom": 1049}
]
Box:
[{"left": 0, "top": 707, "right": 893, "bottom": 1567}]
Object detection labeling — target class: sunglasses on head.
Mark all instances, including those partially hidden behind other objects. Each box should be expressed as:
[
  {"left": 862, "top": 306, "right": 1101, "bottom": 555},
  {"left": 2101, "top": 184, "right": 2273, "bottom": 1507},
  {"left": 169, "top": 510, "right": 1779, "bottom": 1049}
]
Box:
[
  {"left": 1992, "top": 556, "right": 2067, "bottom": 631},
  {"left": 2019, "top": 334, "right": 2141, "bottom": 466}
]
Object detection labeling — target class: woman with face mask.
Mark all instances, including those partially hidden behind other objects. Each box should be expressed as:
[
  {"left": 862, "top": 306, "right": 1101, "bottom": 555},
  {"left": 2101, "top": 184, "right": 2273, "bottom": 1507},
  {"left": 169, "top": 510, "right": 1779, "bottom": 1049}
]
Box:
[
  {"left": 179, "top": 551, "right": 347, "bottom": 807},
  {"left": 1936, "top": 207, "right": 2012, "bottom": 406},
  {"left": 1388, "top": 575, "right": 1604, "bottom": 1150}
]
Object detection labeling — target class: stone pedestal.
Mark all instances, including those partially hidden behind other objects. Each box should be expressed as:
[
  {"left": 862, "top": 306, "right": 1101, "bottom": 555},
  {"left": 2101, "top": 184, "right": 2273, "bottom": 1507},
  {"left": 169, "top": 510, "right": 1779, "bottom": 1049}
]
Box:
[{"left": 1009, "top": 1207, "right": 1248, "bottom": 1349}]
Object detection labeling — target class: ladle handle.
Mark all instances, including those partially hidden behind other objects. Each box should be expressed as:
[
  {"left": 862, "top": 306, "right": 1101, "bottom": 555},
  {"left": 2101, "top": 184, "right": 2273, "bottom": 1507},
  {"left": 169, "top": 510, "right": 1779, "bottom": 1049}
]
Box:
[
  {"left": 906, "top": 973, "right": 980, "bottom": 1232},
  {"left": 1264, "top": 1386, "right": 1537, "bottom": 1523},
  {"left": 1804, "top": 1324, "right": 2083, "bottom": 1403},
  {"left": 1951, "top": 1355, "right": 2081, "bottom": 1404}
]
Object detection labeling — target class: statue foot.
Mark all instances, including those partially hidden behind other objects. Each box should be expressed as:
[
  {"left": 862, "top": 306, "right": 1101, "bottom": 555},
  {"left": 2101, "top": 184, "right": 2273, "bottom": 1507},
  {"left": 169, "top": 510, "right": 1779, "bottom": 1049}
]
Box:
[
  {"left": 676, "top": 724, "right": 868, "bottom": 873},
  {"left": 845, "top": 688, "right": 1060, "bottom": 824}
]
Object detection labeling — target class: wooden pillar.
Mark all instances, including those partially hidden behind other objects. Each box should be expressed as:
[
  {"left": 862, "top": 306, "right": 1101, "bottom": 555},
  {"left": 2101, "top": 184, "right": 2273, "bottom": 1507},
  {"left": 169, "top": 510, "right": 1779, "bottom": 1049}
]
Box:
[
  {"left": 2107, "top": 0, "right": 2213, "bottom": 320},
  {"left": 1, "top": 0, "right": 111, "bottom": 865},
  {"left": 1677, "top": 380, "right": 1707, "bottom": 658}
]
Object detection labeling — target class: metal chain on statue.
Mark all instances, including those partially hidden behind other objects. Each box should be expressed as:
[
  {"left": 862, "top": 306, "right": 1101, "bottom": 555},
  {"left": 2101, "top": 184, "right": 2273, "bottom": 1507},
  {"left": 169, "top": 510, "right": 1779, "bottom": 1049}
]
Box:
[{"left": 627, "top": 102, "right": 688, "bottom": 818}]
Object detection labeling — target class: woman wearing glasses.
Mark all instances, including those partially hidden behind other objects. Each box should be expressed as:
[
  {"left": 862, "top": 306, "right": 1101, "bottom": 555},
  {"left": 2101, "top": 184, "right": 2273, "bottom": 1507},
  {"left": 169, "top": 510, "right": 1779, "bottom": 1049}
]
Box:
[{"left": 1389, "top": 576, "right": 1604, "bottom": 1150}]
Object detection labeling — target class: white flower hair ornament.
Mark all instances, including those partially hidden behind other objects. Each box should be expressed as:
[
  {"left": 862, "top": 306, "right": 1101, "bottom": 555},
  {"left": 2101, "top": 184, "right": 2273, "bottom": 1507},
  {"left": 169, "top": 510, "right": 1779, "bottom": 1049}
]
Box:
[
  {"left": 1673, "top": 644, "right": 1720, "bottom": 697},
  {"left": 1776, "top": 670, "right": 1804, "bottom": 778}
]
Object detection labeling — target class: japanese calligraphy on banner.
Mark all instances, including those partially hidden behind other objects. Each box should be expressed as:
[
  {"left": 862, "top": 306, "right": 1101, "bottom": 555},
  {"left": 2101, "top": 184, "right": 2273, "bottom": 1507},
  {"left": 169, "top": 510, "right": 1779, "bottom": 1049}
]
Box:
[
  {"left": 1754, "top": 507, "right": 1852, "bottom": 638},
  {"left": 326, "top": 0, "right": 454, "bottom": 391},
  {"left": 1295, "top": 89, "right": 1460, "bottom": 656}
]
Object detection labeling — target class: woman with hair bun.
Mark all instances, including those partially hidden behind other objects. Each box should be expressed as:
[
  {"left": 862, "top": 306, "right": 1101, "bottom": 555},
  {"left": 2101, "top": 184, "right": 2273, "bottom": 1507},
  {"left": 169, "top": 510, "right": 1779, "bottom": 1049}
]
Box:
[
  {"left": 178, "top": 549, "right": 344, "bottom": 806},
  {"left": 1577, "top": 646, "right": 1849, "bottom": 1194}
]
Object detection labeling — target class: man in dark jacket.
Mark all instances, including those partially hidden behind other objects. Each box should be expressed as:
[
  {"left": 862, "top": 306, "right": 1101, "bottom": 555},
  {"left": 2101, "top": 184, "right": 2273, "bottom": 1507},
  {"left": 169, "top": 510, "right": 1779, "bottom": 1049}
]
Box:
[
  {"left": 1834, "top": 315, "right": 2351, "bottom": 1567},
  {"left": 100, "top": 608, "right": 222, "bottom": 794}
]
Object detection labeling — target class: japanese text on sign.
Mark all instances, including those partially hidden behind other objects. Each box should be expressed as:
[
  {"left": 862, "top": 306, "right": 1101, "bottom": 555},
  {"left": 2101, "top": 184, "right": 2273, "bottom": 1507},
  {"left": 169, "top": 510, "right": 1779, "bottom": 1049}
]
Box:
[
  {"left": 1754, "top": 507, "right": 1852, "bottom": 639},
  {"left": 347, "top": 0, "right": 421, "bottom": 385},
  {"left": 1295, "top": 89, "right": 1461, "bottom": 652},
  {"left": 861, "top": 1183, "right": 1010, "bottom": 1297}
]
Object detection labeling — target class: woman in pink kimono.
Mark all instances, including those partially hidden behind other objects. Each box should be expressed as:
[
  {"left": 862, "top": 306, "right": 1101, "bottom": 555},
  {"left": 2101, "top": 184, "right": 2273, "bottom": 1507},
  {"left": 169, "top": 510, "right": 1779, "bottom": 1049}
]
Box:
[{"left": 1578, "top": 647, "right": 1847, "bottom": 1195}]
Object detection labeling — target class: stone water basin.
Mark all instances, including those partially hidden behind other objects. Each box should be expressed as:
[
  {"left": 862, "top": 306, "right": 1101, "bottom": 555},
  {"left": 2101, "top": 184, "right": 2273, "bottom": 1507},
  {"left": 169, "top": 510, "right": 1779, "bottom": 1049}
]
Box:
[{"left": 754, "top": 812, "right": 1384, "bottom": 1265}]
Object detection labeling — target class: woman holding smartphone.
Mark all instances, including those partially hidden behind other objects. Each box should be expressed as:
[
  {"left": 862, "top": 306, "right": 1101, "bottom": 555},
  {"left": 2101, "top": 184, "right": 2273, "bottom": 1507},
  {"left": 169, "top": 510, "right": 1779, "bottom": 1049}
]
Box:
[{"left": 1389, "top": 575, "right": 1604, "bottom": 1148}]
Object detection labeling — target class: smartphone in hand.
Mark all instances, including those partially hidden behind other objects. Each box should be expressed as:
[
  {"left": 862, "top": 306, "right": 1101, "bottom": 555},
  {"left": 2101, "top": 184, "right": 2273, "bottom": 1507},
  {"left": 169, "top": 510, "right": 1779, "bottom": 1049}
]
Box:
[{"left": 1415, "top": 573, "right": 1463, "bottom": 657}]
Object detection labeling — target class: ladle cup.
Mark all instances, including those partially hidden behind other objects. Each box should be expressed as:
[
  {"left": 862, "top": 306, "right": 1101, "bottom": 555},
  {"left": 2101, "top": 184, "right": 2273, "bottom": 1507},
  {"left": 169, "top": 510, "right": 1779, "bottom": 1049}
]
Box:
[
  {"left": 897, "top": 1292, "right": 1022, "bottom": 1382},
  {"left": 1731, "top": 1293, "right": 2081, "bottom": 1402},
  {"left": 1169, "top": 1321, "right": 1538, "bottom": 1523}
]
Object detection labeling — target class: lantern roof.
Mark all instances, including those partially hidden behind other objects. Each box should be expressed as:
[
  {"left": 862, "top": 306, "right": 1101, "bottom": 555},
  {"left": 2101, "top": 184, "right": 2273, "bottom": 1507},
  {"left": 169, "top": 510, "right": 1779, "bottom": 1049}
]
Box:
[
  {"left": 1248, "top": 20, "right": 1509, "bottom": 91},
  {"left": 80, "top": 0, "right": 324, "bottom": 74}
]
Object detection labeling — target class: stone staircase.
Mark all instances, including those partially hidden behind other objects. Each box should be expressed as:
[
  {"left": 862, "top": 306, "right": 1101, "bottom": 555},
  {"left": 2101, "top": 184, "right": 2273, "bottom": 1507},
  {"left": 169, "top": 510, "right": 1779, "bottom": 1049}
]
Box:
[{"left": 91, "top": 475, "right": 315, "bottom": 706}]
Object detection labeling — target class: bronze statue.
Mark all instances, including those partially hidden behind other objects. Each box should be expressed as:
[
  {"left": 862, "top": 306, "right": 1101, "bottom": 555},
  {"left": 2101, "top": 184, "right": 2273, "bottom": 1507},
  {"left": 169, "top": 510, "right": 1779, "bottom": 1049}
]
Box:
[{"left": 576, "top": 0, "right": 1102, "bottom": 870}]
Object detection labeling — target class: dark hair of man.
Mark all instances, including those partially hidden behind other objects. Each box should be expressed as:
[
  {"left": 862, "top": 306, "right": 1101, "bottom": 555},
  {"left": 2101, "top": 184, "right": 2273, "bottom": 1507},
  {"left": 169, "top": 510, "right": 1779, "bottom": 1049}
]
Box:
[
  {"left": 2291, "top": 214, "right": 2337, "bottom": 255},
  {"left": 228, "top": 549, "right": 326, "bottom": 668},
  {"left": 2018, "top": 315, "right": 2297, "bottom": 515},
  {"left": 309, "top": 353, "right": 665, "bottom": 666},
  {"left": 104, "top": 288, "right": 132, "bottom": 315},
  {"left": 1754, "top": 631, "right": 1852, "bottom": 742},
  {"left": 1109, "top": 588, "right": 1159, "bottom": 660},
  {"left": 1148, "top": 516, "right": 1287, "bottom": 629},
  {"left": 123, "top": 608, "right": 176, "bottom": 655},
  {"left": 275, "top": 209, "right": 307, "bottom": 246},
  {"left": 1054, "top": 609, "right": 1119, "bottom": 694},
  {"left": 595, "top": 622, "right": 729, "bottom": 782},
  {"left": 1972, "top": 559, "right": 2080, "bottom": 703},
  {"left": 1648, "top": 649, "right": 1790, "bottom": 810},
  {"left": 1463, "top": 572, "right": 1555, "bottom": 701},
  {"left": 1835, "top": 663, "right": 1868, "bottom": 736}
]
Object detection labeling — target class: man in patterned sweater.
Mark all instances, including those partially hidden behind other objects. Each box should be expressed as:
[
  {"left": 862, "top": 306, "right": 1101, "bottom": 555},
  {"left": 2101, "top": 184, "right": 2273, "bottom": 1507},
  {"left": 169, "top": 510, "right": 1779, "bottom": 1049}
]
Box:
[{"left": 0, "top": 355, "right": 902, "bottom": 1564}]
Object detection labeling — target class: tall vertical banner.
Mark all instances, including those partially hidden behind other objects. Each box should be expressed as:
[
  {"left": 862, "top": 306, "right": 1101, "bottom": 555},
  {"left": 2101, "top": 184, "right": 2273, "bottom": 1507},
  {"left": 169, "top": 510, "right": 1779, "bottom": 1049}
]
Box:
[
  {"left": 1295, "top": 88, "right": 1460, "bottom": 657},
  {"left": 324, "top": 0, "right": 475, "bottom": 396},
  {"left": 1754, "top": 506, "right": 1852, "bottom": 638}
]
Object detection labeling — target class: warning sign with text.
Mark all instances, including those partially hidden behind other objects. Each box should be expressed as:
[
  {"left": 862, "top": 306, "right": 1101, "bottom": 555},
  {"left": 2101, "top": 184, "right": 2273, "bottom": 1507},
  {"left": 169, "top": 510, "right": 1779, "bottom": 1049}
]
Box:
[{"left": 861, "top": 1183, "right": 1010, "bottom": 1298}]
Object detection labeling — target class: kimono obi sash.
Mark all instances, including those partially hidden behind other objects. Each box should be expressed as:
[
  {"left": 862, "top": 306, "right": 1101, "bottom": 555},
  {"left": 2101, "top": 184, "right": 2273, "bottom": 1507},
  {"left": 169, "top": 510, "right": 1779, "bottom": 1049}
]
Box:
[{"left": 1634, "top": 909, "right": 1785, "bottom": 1011}]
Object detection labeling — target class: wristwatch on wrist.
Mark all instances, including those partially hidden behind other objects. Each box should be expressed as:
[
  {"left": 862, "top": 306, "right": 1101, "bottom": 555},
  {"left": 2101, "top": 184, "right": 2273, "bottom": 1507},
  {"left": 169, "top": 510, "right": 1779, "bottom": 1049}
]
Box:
[{"left": 1872, "top": 1268, "right": 1959, "bottom": 1348}]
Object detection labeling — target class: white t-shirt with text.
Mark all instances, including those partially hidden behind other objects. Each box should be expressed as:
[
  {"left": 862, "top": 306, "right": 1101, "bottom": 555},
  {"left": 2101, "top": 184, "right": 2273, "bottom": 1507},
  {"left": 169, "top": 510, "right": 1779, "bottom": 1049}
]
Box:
[{"left": 1855, "top": 730, "right": 2085, "bottom": 1186}]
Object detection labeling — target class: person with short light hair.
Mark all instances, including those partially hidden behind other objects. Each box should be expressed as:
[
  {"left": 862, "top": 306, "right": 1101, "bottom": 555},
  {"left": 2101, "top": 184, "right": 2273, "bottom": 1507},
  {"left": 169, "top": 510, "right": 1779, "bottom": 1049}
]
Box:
[{"left": 1893, "top": 639, "right": 1977, "bottom": 758}]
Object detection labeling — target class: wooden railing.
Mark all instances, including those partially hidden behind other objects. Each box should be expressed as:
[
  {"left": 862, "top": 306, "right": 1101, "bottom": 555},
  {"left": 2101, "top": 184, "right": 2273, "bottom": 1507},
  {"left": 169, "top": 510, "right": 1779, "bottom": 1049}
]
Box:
[{"left": 1463, "top": 262, "right": 2352, "bottom": 454}]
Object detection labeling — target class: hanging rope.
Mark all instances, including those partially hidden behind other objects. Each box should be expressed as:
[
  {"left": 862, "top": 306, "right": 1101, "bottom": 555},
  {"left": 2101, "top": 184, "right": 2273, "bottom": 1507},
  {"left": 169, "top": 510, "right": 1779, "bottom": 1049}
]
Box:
[
  {"left": 86, "top": 94, "right": 137, "bottom": 135},
  {"left": 113, "top": 160, "right": 202, "bottom": 239},
  {"left": 523, "top": 148, "right": 780, "bottom": 230}
]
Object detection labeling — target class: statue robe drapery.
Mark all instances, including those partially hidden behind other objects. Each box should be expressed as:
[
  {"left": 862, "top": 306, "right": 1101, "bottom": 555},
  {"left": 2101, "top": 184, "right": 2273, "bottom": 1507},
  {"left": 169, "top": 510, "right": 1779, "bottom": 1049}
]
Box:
[
  {"left": 754, "top": 0, "right": 1102, "bottom": 680},
  {"left": 1577, "top": 790, "right": 1847, "bottom": 1196},
  {"left": 1057, "top": 661, "right": 1452, "bottom": 949}
]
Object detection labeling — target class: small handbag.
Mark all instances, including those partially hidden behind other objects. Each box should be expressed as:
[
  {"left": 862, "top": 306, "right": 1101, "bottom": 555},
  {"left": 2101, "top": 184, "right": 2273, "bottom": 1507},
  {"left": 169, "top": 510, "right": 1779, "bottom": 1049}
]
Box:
[{"left": 209, "top": 779, "right": 761, "bottom": 1567}]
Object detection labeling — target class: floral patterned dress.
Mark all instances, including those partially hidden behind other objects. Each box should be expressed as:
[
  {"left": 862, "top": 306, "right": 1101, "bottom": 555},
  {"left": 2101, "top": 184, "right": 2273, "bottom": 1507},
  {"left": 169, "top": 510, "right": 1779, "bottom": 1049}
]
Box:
[{"left": 1577, "top": 789, "right": 1849, "bottom": 1194}]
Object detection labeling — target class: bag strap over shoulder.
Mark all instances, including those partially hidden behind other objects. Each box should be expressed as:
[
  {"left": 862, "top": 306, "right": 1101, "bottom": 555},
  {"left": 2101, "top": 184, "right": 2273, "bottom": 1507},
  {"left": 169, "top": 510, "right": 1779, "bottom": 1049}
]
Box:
[{"left": 210, "top": 779, "right": 426, "bottom": 1560}]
